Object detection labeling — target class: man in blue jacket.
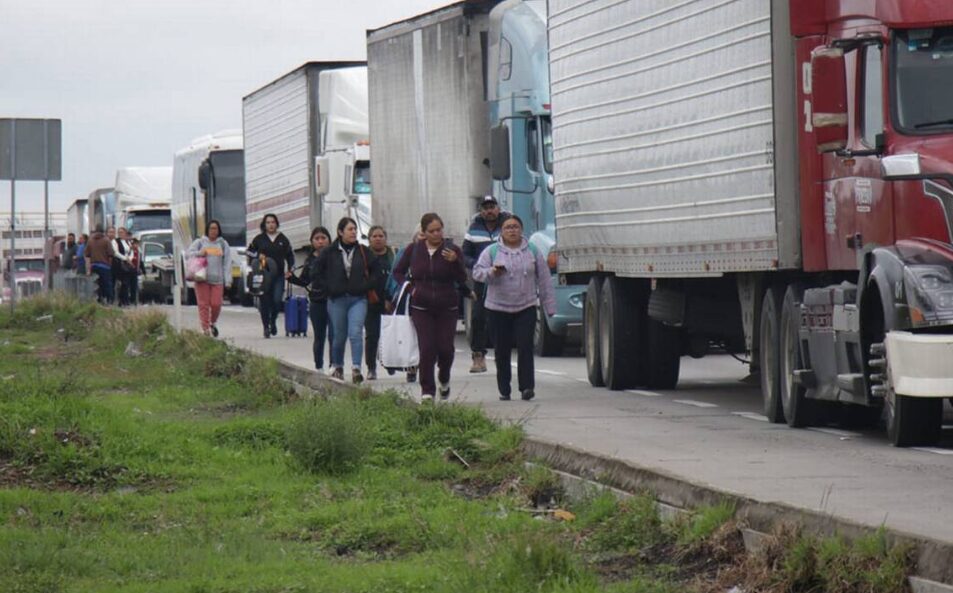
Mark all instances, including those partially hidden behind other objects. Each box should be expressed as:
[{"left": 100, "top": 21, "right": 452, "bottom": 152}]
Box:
[{"left": 461, "top": 195, "right": 510, "bottom": 373}]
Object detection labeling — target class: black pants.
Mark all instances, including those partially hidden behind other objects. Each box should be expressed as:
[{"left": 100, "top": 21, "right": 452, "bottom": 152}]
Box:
[
  {"left": 365, "top": 303, "right": 384, "bottom": 371},
  {"left": 470, "top": 282, "right": 490, "bottom": 354},
  {"left": 258, "top": 277, "right": 284, "bottom": 331},
  {"left": 488, "top": 306, "right": 536, "bottom": 397},
  {"left": 309, "top": 299, "right": 331, "bottom": 369},
  {"left": 127, "top": 272, "right": 139, "bottom": 305}
]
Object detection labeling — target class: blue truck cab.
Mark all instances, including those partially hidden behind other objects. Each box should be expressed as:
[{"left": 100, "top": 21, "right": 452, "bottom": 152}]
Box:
[{"left": 487, "top": 0, "right": 583, "bottom": 355}]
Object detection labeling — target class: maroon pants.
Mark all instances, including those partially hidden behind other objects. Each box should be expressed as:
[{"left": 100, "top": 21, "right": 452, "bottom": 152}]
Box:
[{"left": 410, "top": 307, "right": 458, "bottom": 396}]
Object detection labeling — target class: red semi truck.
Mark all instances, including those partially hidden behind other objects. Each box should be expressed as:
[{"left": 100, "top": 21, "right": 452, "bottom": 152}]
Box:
[{"left": 550, "top": 0, "right": 953, "bottom": 446}]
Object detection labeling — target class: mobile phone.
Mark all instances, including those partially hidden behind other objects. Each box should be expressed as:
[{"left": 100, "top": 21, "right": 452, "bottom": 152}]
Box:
[
  {"left": 444, "top": 238, "right": 455, "bottom": 247},
  {"left": 493, "top": 263, "right": 506, "bottom": 271}
]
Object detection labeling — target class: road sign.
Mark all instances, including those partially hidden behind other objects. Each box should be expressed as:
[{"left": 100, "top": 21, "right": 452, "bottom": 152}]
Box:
[{"left": 0, "top": 118, "right": 62, "bottom": 181}]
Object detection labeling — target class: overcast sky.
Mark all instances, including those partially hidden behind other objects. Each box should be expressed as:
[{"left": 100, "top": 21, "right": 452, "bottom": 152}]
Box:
[{"left": 0, "top": 0, "right": 448, "bottom": 215}]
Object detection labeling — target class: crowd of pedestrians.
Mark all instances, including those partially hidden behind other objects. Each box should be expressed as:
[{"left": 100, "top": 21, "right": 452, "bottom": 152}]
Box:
[
  {"left": 82, "top": 225, "right": 144, "bottom": 307},
  {"left": 176, "top": 198, "right": 554, "bottom": 403}
]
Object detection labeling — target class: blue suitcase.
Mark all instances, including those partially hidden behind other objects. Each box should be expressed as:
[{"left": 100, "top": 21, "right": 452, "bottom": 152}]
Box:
[{"left": 284, "top": 293, "right": 309, "bottom": 337}]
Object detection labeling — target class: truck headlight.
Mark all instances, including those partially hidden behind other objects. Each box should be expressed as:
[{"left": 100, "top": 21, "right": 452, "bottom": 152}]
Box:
[{"left": 905, "top": 265, "right": 953, "bottom": 322}]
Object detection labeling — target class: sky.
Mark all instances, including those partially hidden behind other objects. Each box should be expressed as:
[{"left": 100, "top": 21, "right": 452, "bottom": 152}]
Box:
[{"left": 0, "top": 0, "right": 449, "bottom": 215}]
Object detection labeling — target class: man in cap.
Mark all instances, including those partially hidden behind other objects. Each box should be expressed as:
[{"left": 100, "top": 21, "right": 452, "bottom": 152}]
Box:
[{"left": 462, "top": 195, "right": 510, "bottom": 373}]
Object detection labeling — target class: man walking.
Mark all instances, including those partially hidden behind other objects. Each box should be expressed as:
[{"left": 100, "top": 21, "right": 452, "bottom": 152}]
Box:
[
  {"left": 85, "top": 227, "right": 115, "bottom": 304},
  {"left": 461, "top": 195, "right": 510, "bottom": 373},
  {"left": 61, "top": 233, "right": 77, "bottom": 271}
]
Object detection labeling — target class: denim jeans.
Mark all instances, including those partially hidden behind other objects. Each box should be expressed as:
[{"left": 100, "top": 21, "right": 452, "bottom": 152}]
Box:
[
  {"left": 92, "top": 265, "right": 114, "bottom": 304},
  {"left": 309, "top": 299, "right": 332, "bottom": 370},
  {"left": 258, "top": 277, "right": 285, "bottom": 331},
  {"left": 328, "top": 295, "right": 367, "bottom": 369}
]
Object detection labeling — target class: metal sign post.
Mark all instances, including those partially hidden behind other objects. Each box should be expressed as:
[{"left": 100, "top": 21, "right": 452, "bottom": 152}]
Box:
[{"left": 0, "top": 118, "right": 62, "bottom": 311}]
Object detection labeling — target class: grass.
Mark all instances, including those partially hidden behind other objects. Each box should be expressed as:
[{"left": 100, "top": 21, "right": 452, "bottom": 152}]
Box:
[{"left": 0, "top": 295, "right": 919, "bottom": 593}]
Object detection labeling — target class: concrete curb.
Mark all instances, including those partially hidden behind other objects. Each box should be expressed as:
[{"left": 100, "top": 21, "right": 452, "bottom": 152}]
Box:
[{"left": 271, "top": 358, "right": 953, "bottom": 589}]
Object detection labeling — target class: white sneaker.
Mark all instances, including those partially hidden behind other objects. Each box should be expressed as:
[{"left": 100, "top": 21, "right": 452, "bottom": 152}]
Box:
[
  {"left": 438, "top": 383, "right": 450, "bottom": 400},
  {"left": 421, "top": 394, "right": 434, "bottom": 403}
]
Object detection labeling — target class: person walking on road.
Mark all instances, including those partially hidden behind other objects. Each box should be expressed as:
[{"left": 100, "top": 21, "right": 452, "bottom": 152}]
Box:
[
  {"left": 462, "top": 195, "right": 510, "bottom": 374},
  {"left": 473, "top": 215, "right": 555, "bottom": 401},
  {"left": 188, "top": 220, "right": 231, "bottom": 337},
  {"left": 85, "top": 228, "right": 115, "bottom": 304},
  {"left": 61, "top": 233, "right": 77, "bottom": 271},
  {"left": 392, "top": 213, "right": 467, "bottom": 402},
  {"left": 247, "top": 213, "right": 295, "bottom": 339},
  {"left": 110, "top": 227, "right": 135, "bottom": 307},
  {"left": 287, "top": 226, "right": 333, "bottom": 372},
  {"left": 364, "top": 225, "right": 396, "bottom": 380},
  {"left": 316, "top": 217, "right": 382, "bottom": 384},
  {"left": 75, "top": 234, "right": 88, "bottom": 275},
  {"left": 128, "top": 238, "right": 144, "bottom": 306}
]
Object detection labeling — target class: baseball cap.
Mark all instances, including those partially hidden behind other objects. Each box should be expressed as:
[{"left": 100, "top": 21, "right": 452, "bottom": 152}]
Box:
[{"left": 480, "top": 195, "right": 498, "bottom": 207}]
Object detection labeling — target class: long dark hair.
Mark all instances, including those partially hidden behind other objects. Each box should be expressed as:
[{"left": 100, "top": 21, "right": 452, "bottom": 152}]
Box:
[
  {"left": 259, "top": 213, "right": 279, "bottom": 233},
  {"left": 337, "top": 217, "right": 358, "bottom": 241},
  {"left": 310, "top": 226, "right": 331, "bottom": 253}
]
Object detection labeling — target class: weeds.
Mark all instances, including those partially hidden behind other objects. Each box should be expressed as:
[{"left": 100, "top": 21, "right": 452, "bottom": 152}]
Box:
[{"left": 287, "top": 397, "right": 371, "bottom": 475}]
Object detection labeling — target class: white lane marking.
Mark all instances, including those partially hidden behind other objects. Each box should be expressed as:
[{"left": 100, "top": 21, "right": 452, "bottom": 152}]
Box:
[
  {"left": 574, "top": 377, "right": 590, "bottom": 384},
  {"left": 626, "top": 389, "right": 661, "bottom": 397},
  {"left": 538, "top": 369, "right": 567, "bottom": 376},
  {"left": 912, "top": 447, "right": 953, "bottom": 456},
  {"left": 807, "top": 427, "right": 861, "bottom": 438},
  {"left": 673, "top": 399, "right": 719, "bottom": 408},
  {"left": 732, "top": 411, "right": 769, "bottom": 422}
]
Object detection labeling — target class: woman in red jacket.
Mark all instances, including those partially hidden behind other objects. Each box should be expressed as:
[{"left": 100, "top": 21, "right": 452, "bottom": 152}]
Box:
[{"left": 392, "top": 213, "right": 467, "bottom": 402}]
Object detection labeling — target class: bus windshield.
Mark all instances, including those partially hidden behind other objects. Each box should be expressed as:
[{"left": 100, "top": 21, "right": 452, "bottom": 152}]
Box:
[
  {"left": 894, "top": 27, "right": 953, "bottom": 132},
  {"left": 209, "top": 150, "right": 246, "bottom": 247},
  {"left": 126, "top": 210, "right": 171, "bottom": 234}
]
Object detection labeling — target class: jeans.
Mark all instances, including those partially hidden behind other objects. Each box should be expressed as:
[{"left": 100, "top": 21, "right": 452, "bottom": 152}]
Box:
[
  {"left": 309, "top": 299, "right": 332, "bottom": 369},
  {"left": 195, "top": 282, "right": 224, "bottom": 332},
  {"left": 364, "top": 303, "right": 384, "bottom": 371},
  {"left": 258, "top": 277, "right": 285, "bottom": 331},
  {"left": 328, "top": 295, "right": 367, "bottom": 369},
  {"left": 488, "top": 306, "right": 536, "bottom": 396},
  {"left": 470, "top": 282, "right": 490, "bottom": 354},
  {"left": 411, "top": 306, "right": 458, "bottom": 396},
  {"left": 92, "top": 265, "right": 113, "bottom": 304}
]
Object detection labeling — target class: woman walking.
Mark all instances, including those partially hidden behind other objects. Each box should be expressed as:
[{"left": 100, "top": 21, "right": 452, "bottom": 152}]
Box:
[
  {"left": 287, "top": 226, "right": 333, "bottom": 372},
  {"left": 316, "top": 217, "right": 381, "bottom": 384},
  {"left": 364, "top": 225, "right": 396, "bottom": 380},
  {"left": 392, "top": 213, "right": 467, "bottom": 402},
  {"left": 247, "top": 213, "right": 294, "bottom": 339},
  {"left": 473, "top": 215, "right": 555, "bottom": 401},
  {"left": 188, "top": 220, "right": 231, "bottom": 337}
]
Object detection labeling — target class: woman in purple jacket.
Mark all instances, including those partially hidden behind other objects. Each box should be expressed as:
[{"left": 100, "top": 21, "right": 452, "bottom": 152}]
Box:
[
  {"left": 473, "top": 215, "right": 556, "bottom": 401},
  {"left": 392, "top": 213, "right": 467, "bottom": 402}
]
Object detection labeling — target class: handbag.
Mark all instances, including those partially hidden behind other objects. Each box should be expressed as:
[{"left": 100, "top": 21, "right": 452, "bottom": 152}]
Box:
[
  {"left": 379, "top": 281, "right": 419, "bottom": 369},
  {"left": 186, "top": 255, "right": 208, "bottom": 282},
  {"left": 360, "top": 246, "right": 380, "bottom": 305}
]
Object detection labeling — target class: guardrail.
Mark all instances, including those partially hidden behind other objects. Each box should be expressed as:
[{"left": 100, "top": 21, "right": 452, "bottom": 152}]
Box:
[{"left": 52, "top": 270, "right": 97, "bottom": 301}]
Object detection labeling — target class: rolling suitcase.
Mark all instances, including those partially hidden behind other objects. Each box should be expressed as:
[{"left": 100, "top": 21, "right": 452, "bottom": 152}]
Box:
[{"left": 284, "top": 288, "right": 309, "bottom": 337}]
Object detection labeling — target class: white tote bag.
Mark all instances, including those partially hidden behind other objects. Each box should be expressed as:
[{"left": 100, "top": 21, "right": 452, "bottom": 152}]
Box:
[{"left": 379, "top": 282, "right": 420, "bottom": 369}]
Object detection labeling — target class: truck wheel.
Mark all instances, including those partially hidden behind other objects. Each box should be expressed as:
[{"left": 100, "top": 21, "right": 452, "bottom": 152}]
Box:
[
  {"left": 780, "top": 284, "right": 814, "bottom": 428},
  {"left": 584, "top": 277, "right": 604, "bottom": 387},
  {"left": 599, "top": 276, "right": 639, "bottom": 390},
  {"left": 645, "top": 320, "right": 680, "bottom": 389},
  {"left": 535, "top": 306, "right": 565, "bottom": 357},
  {"left": 837, "top": 404, "right": 882, "bottom": 430},
  {"left": 886, "top": 392, "right": 942, "bottom": 447},
  {"left": 759, "top": 286, "right": 785, "bottom": 423}
]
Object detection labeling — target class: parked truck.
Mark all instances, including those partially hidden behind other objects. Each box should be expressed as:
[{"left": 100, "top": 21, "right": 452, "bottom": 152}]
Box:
[
  {"left": 367, "top": 0, "right": 583, "bottom": 355},
  {"left": 242, "top": 62, "right": 372, "bottom": 252},
  {"left": 114, "top": 167, "right": 172, "bottom": 235},
  {"left": 549, "top": 0, "right": 953, "bottom": 446},
  {"left": 87, "top": 187, "right": 116, "bottom": 233},
  {"left": 172, "top": 130, "right": 248, "bottom": 305},
  {"left": 66, "top": 198, "right": 89, "bottom": 237}
]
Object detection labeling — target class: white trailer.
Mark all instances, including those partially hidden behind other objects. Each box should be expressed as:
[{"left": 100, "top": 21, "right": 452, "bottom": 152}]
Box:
[
  {"left": 172, "top": 130, "right": 247, "bottom": 304},
  {"left": 66, "top": 198, "right": 88, "bottom": 237},
  {"left": 366, "top": 0, "right": 497, "bottom": 246},
  {"left": 114, "top": 167, "right": 173, "bottom": 235},
  {"left": 242, "top": 61, "right": 372, "bottom": 251}
]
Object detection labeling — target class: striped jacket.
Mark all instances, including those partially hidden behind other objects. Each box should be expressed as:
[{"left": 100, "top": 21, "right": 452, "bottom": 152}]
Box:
[{"left": 461, "top": 210, "right": 511, "bottom": 270}]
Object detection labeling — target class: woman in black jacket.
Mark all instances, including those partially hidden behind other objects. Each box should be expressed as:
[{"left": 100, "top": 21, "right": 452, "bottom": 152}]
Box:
[
  {"left": 286, "top": 226, "right": 332, "bottom": 372},
  {"left": 247, "top": 213, "right": 295, "bottom": 339},
  {"left": 315, "top": 217, "right": 383, "bottom": 384}
]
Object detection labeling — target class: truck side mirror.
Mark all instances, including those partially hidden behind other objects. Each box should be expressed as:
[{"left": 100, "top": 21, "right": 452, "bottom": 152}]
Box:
[
  {"left": 810, "top": 47, "right": 849, "bottom": 153},
  {"left": 490, "top": 124, "right": 511, "bottom": 181},
  {"left": 197, "top": 159, "right": 211, "bottom": 191}
]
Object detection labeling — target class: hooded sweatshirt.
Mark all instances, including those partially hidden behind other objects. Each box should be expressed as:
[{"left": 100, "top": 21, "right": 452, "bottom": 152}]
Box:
[
  {"left": 472, "top": 237, "right": 556, "bottom": 316},
  {"left": 188, "top": 236, "right": 231, "bottom": 285}
]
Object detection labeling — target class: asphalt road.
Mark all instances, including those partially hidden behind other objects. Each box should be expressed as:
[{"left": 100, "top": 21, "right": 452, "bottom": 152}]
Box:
[{"left": 159, "top": 304, "right": 953, "bottom": 544}]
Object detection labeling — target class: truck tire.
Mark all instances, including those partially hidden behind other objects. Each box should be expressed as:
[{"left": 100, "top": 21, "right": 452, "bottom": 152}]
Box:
[
  {"left": 599, "top": 276, "right": 639, "bottom": 390},
  {"left": 759, "top": 286, "right": 785, "bottom": 423},
  {"left": 780, "top": 284, "right": 815, "bottom": 428},
  {"left": 644, "top": 319, "right": 680, "bottom": 390},
  {"left": 584, "top": 277, "right": 604, "bottom": 387},
  {"left": 886, "top": 392, "right": 942, "bottom": 447},
  {"left": 535, "top": 306, "right": 565, "bottom": 357}
]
